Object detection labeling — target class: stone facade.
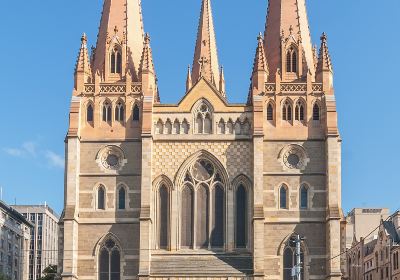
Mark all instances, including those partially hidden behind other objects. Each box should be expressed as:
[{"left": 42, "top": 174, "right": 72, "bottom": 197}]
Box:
[
  {"left": 59, "top": 0, "right": 343, "bottom": 279},
  {"left": 0, "top": 201, "right": 32, "bottom": 280},
  {"left": 344, "top": 213, "right": 400, "bottom": 280}
]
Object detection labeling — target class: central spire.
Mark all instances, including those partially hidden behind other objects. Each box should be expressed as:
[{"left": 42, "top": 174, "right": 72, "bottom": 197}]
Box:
[
  {"left": 93, "top": 0, "right": 144, "bottom": 81},
  {"left": 264, "top": 0, "right": 315, "bottom": 80},
  {"left": 191, "top": 0, "right": 221, "bottom": 89}
]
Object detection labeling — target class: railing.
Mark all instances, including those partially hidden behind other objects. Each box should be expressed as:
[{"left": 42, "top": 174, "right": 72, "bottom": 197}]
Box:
[
  {"left": 83, "top": 83, "right": 142, "bottom": 94},
  {"left": 265, "top": 83, "right": 324, "bottom": 93}
]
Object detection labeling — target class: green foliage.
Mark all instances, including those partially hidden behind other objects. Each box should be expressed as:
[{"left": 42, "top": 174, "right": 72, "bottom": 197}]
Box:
[
  {"left": 38, "top": 265, "right": 57, "bottom": 280},
  {"left": 0, "top": 273, "right": 11, "bottom": 280}
]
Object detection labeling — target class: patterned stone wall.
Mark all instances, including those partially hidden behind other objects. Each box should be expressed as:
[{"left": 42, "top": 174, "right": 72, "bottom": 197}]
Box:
[{"left": 152, "top": 141, "right": 253, "bottom": 184}]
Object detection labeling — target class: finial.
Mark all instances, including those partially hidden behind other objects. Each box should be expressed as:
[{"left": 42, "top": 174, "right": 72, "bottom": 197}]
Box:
[
  {"left": 81, "top": 33, "right": 87, "bottom": 44},
  {"left": 144, "top": 33, "right": 151, "bottom": 44},
  {"left": 257, "top": 32, "right": 263, "bottom": 42},
  {"left": 321, "top": 32, "right": 327, "bottom": 43}
]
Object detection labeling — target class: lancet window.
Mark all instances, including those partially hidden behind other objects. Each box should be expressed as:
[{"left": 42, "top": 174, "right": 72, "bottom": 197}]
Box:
[
  {"left": 111, "top": 46, "right": 122, "bottom": 74},
  {"left": 300, "top": 184, "right": 308, "bottom": 209},
  {"left": 313, "top": 103, "right": 320, "bottom": 121},
  {"left": 117, "top": 186, "right": 126, "bottom": 210},
  {"left": 235, "top": 184, "right": 247, "bottom": 248},
  {"left": 280, "top": 185, "right": 288, "bottom": 209},
  {"left": 295, "top": 100, "right": 305, "bottom": 121},
  {"left": 157, "top": 184, "right": 169, "bottom": 249},
  {"left": 133, "top": 104, "right": 140, "bottom": 122},
  {"left": 87, "top": 104, "right": 94, "bottom": 122},
  {"left": 99, "top": 238, "right": 121, "bottom": 280},
  {"left": 283, "top": 237, "right": 305, "bottom": 280},
  {"left": 194, "top": 102, "right": 213, "bottom": 134},
  {"left": 98, "top": 185, "right": 106, "bottom": 210},
  {"left": 286, "top": 46, "right": 298, "bottom": 73},
  {"left": 180, "top": 158, "right": 225, "bottom": 249},
  {"left": 102, "top": 101, "right": 112, "bottom": 123},
  {"left": 282, "top": 101, "right": 292, "bottom": 121},
  {"left": 267, "top": 103, "right": 274, "bottom": 121},
  {"left": 115, "top": 101, "right": 125, "bottom": 122}
]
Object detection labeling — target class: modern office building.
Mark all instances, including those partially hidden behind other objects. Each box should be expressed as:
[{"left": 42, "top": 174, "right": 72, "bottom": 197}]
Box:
[
  {"left": 0, "top": 200, "right": 32, "bottom": 280},
  {"left": 14, "top": 205, "right": 59, "bottom": 280}
]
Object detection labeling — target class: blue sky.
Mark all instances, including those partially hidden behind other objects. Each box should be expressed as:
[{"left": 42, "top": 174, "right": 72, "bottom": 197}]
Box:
[{"left": 0, "top": 0, "right": 399, "bottom": 215}]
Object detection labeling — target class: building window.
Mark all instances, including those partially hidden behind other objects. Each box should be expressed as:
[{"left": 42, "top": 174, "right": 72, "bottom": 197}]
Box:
[
  {"left": 236, "top": 184, "right": 247, "bottom": 248},
  {"left": 102, "top": 101, "right": 112, "bottom": 123},
  {"left": 196, "top": 184, "right": 209, "bottom": 248},
  {"left": 295, "top": 100, "right": 305, "bottom": 121},
  {"left": 300, "top": 185, "right": 308, "bottom": 209},
  {"left": 87, "top": 104, "right": 94, "bottom": 122},
  {"left": 280, "top": 185, "right": 288, "bottom": 209},
  {"left": 158, "top": 184, "right": 169, "bottom": 249},
  {"left": 286, "top": 47, "right": 298, "bottom": 73},
  {"left": 282, "top": 101, "right": 292, "bottom": 121},
  {"left": 211, "top": 185, "right": 224, "bottom": 247},
  {"left": 115, "top": 101, "right": 125, "bottom": 122},
  {"left": 283, "top": 238, "right": 304, "bottom": 280},
  {"left": 99, "top": 238, "right": 121, "bottom": 280},
  {"left": 133, "top": 104, "right": 140, "bottom": 122},
  {"left": 194, "top": 102, "right": 213, "bottom": 134},
  {"left": 117, "top": 187, "right": 126, "bottom": 210},
  {"left": 181, "top": 185, "right": 193, "bottom": 248},
  {"left": 267, "top": 103, "right": 274, "bottom": 121},
  {"left": 313, "top": 103, "right": 320, "bottom": 121},
  {"left": 110, "top": 47, "right": 122, "bottom": 74},
  {"left": 98, "top": 186, "right": 106, "bottom": 210}
]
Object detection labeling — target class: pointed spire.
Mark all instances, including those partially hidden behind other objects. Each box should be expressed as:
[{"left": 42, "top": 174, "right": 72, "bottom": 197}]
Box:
[
  {"left": 219, "top": 67, "right": 225, "bottom": 96},
  {"left": 74, "top": 33, "right": 92, "bottom": 91},
  {"left": 75, "top": 33, "right": 92, "bottom": 75},
  {"left": 140, "top": 33, "right": 155, "bottom": 75},
  {"left": 186, "top": 65, "right": 192, "bottom": 92},
  {"left": 264, "top": 0, "right": 315, "bottom": 79},
  {"left": 317, "top": 33, "right": 333, "bottom": 73},
  {"left": 191, "top": 0, "right": 220, "bottom": 88},
  {"left": 252, "top": 33, "right": 268, "bottom": 74},
  {"left": 93, "top": 0, "right": 144, "bottom": 80}
]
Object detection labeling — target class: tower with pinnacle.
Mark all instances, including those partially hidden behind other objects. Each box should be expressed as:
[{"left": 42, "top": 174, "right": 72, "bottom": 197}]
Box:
[{"left": 60, "top": 0, "right": 343, "bottom": 279}]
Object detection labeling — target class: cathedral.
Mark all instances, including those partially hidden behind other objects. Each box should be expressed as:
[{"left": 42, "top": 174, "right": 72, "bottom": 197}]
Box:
[{"left": 59, "top": 0, "right": 343, "bottom": 279}]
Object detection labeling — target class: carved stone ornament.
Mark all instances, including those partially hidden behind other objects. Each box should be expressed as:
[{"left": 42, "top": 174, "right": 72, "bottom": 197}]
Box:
[
  {"left": 96, "top": 146, "right": 127, "bottom": 173},
  {"left": 279, "top": 144, "right": 310, "bottom": 171}
]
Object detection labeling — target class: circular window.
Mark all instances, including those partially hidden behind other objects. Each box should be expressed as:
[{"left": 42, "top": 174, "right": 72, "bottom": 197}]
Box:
[
  {"left": 106, "top": 154, "right": 119, "bottom": 168},
  {"left": 192, "top": 160, "right": 215, "bottom": 181},
  {"left": 287, "top": 154, "right": 300, "bottom": 167}
]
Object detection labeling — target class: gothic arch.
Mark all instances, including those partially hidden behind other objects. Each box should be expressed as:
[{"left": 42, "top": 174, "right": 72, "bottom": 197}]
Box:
[
  {"left": 116, "top": 183, "right": 129, "bottom": 210},
  {"left": 174, "top": 150, "right": 228, "bottom": 188},
  {"left": 152, "top": 174, "right": 174, "bottom": 191}
]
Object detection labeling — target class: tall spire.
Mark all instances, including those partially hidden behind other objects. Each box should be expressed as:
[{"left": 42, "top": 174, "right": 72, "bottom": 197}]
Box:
[
  {"left": 264, "top": 0, "right": 315, "bottom": 79},
  {"left": 139, "top": 33, "right": 155, "bottom": 75},
  {"left": 93, "top": 0, "right": 144, "bottom": 80},
  {"left": 186, "top": 65, "right": 192, "bottom": 92},
  {"left": 316, "top": 33, "right": 334, "bottom": 90},
  {"left": 74, "top": 34, "right": 92, "bottom": 92},
  {"left": 191, "top": 0, "right": 220, "bottom": 89}
]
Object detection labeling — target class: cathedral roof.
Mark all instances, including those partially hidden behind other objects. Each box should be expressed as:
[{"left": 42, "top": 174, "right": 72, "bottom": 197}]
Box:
[
  {"left": 93, "top": 0, "right": 144, "bottom": 80},
  {"left": 264, "top": 0, "right": 315, "bottom": 78}
]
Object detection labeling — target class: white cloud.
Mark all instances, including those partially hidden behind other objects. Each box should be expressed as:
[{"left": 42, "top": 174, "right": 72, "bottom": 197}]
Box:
[
  {"left": 45, "top": 151, "right": 64, "bottom": 169},
  {"left": 3, "top": 141, "right": 64, "bottom": 169},
  {"left": 3, "top": 148, "right": 24, "bottom": 157}
]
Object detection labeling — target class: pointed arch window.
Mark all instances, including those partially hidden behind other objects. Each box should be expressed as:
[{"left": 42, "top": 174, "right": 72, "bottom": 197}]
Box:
[
  {"left": 295, "top": 100, "right": 305, "bottom": 121},
  {"left": 98, "top": 185, "right": 106, "bottom": 210},
  {"left": 99, "top": 238, "right": 121, "bottom": 280},
  {"left": 280, "top": 185, "right": 288, "bottom": 209},
  {"left": 211, "top": 185, "right": 224, "bottom": 247},
  {"left": 117, "top": 187, "right": 126, "bottom": 210},
  {"left": 158, "top": 184, "right": 169, "bottom": 249},
  {"left": 286, "top": 47, "right": 298, "bottom": 73},
  {"left": 111, "top": 46, "right": 122, "bottom": 74},
  {"left": 236, "top": 184, "right": 247, "bottom": 248},
  {"left": 300, "top": 184, "right": 308, "bottom": 209},
  {"left": 115, "top": 101, "right": 125, "bottom": 122},
  {"left": 181, "top": 185, "right": 194, "bottom": 248},
  {"left": 194, "top": 102, "right": 213, "bottom": 134},
  {"left": 313, "top": 103, "right": 320, "bottom": 121},
  {"left": 102, "top": 101, "right": 112, "bottom": 123},
  {"left": 283, "top": 238, "right": 304, "bottom": 280},
  {"left": 87, "top": 104, "right": 94, "bottom": 122},
  {"left": 282, "top": 101, "right": 292, "bottom": 121},
  {"left": 133, "top": 104, "right": 140, "bottom": 122},
  {"left": 196, "top": 184, "right": 209, "bottom": 248},
  {"left": 267, "top": 103, "right": 274, "bottom": 121}
]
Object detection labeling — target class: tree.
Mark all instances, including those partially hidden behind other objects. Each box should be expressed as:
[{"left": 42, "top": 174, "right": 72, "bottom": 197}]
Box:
[
  {"left": 38, "top": 265, "right": 58, "bottom": 280},
  {"left": 0, "top": 274, "right": 10, "bottom": 280}
]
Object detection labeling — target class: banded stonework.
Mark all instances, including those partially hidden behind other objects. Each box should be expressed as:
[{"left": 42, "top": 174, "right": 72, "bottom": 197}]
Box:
[{"left": 60, "top": 0, "right": 344, "bottom": 279}]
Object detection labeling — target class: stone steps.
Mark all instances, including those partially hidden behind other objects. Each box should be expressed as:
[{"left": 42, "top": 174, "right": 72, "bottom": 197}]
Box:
[{"left": 150, "top": 254, "right": 253, "bottom": 277}]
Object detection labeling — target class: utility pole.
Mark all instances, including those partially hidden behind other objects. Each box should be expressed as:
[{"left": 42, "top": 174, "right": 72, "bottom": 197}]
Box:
[{"left": 290, "top": 234, "right": 305, "bottom": 280}]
